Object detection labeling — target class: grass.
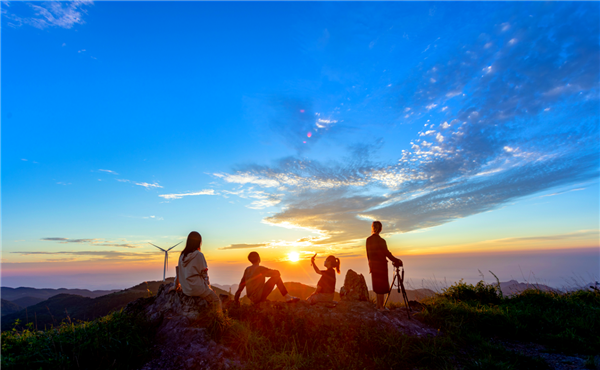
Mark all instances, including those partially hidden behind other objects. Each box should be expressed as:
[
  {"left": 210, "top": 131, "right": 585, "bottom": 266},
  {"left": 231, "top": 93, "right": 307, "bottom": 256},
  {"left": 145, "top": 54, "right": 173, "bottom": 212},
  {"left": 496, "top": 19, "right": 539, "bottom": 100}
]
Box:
[
  {"left": 2, "top": 280, "right": 597, "bottom": 369},
  {"left": 421, "top": 279, "right": 600, "bottom": 355},
  {"left": 1, "top": 310, "right": 156, "bottom": 370},
  {"left": 219, "top": 303, "right": 454, "bottom": 369}
]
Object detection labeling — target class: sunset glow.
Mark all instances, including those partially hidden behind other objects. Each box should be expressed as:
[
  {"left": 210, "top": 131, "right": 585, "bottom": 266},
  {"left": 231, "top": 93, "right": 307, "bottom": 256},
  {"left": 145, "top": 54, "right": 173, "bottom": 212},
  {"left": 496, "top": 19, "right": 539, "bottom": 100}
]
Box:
[
  {"left": 288, "top": 252, "right": 300, "bottom": 263},
  {"left": 2, "top": 2, "right": 598, "bottom": 290}
]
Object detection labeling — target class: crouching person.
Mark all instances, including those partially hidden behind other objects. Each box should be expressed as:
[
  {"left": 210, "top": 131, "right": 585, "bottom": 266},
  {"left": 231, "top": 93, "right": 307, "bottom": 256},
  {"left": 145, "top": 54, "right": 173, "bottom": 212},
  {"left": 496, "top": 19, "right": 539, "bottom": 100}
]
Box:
[
  {"left": 170, "top": 231, "right": 222, "bottom": 312},
  {"left": 234, "top": 252, "right": 299, "bottom": 304}
]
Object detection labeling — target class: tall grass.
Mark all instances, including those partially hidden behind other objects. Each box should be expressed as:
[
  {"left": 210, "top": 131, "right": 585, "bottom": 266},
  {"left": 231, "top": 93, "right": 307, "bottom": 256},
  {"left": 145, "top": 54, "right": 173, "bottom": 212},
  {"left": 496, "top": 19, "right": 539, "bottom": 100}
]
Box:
[
  {"left": 421, "top": 280, "right": 600, "bottom": 355},
  {"left": 1, "top": 310, "right": 156, "bottom": 370},
  {"left": 4, "top": 280, "right": 596, "bottom": 370},
  {"left": 219, "top": 303, "right": 455, "bottom": 369}
]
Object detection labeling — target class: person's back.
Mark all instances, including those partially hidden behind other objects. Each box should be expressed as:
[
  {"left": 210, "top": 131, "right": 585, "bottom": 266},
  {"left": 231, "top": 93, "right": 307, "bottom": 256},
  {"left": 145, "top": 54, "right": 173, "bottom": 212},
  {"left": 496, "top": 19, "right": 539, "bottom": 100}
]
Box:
[
  {"left": 366, "top": 233, "right": 392, "bottom": 271},
  {"left": 243, "top": 264, "right": 277, "bottom": 303},
  {"left": 366, "top": 221, "right": 402, "bottom": 310},
  {"left": 178, "top": 250, "right": 210, "bottom": 297},
  {"left": 234, "top": 251, "right": 299, "bottom": 304}
]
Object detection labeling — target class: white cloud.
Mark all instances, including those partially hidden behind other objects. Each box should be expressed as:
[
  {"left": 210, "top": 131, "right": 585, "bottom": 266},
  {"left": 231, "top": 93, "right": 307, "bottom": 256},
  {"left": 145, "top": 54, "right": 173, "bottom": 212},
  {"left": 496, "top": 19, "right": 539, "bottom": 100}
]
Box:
[
  {"left": 4, "top": 1, "right": 93, "bottom": 30},
  {"left": 99, "top": 169, "right": 118, "bottom": 175},
  {"left": 158, "top": 189, "right": 215, "bottom": 200},
  {"left": 135, "top": 182, "right": 163, "bottom": 189}
]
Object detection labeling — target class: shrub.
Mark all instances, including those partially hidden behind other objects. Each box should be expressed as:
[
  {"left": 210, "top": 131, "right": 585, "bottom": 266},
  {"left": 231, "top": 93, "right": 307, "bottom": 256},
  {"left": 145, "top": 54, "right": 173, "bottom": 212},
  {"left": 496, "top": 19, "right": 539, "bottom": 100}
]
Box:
[{"left": 1, "top": 310, "right": 156, "bottom": 370}]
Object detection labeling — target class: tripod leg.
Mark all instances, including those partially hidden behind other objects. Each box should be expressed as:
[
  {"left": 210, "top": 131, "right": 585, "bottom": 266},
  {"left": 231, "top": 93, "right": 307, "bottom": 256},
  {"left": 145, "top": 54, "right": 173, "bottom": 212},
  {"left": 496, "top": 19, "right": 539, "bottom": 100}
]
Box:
[
  {"left": 399, "top": 272, "right": 411, "bottom": 320},
  {"left": 384, "top": 271, "right": 397, "bottom": 308}
]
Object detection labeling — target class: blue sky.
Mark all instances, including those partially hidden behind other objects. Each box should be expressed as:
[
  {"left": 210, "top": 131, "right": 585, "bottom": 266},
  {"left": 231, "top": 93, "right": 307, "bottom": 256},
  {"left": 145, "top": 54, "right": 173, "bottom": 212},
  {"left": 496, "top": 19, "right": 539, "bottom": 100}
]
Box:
[{"left": 2, "top": 1, "right": 598, "bottom": 289}]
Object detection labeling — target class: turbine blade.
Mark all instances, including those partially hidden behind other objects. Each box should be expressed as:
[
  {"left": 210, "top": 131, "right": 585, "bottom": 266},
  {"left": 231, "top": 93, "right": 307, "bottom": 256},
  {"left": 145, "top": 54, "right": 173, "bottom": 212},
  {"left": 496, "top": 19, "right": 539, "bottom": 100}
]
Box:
[
  {"left": 149, "top": 242, "right": 166, "bottom": 252},
  {"left": 167, "top": 241, "right": 182, "bottom": 251}
]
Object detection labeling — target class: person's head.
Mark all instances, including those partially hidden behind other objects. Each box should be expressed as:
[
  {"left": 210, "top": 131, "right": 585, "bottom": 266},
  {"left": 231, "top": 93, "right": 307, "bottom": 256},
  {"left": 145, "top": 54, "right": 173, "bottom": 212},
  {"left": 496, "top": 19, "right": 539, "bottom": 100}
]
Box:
[
  {"left": 325, "top": 255, "right": 341, "bottom": 274},
  {"left": 248, "top": 251, "right": 261, "bottom": 265},
  {"left": 181, "top": 231, "right": 202, "bottom": 258},
  {"left": 372, "top": 221, "right": 383, "bottom": 235}
]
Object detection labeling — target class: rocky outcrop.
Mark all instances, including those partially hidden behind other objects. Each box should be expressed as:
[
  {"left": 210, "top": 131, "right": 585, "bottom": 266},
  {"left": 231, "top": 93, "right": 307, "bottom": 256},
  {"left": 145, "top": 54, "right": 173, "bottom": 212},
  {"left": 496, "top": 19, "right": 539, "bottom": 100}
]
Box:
[
  {"left": 126, "top": 273, "right": 438, "bottom": 369},
  {"left": 339, "top": 269, "right": 370, "bottom": 301},
  {"left": 125, "top": 283, "right": 239, "bottom": 370}
]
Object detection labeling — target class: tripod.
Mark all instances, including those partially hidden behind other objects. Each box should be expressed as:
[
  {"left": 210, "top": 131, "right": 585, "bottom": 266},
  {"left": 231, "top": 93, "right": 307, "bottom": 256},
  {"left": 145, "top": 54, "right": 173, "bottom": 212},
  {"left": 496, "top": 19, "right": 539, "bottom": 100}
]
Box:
[{"left": 384, "top": 265, "right": 411, "bottom": 319}]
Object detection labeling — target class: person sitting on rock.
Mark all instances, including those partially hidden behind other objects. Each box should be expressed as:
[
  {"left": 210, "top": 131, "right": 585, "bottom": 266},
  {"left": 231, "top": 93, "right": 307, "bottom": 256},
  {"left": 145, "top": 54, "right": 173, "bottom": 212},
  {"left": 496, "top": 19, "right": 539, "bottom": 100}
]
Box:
[
  {"left": 234, "top": 251, "right": 300, "bottom": 304},
  {"left": 366, "top": 221, "right": 402, "bottom": 310},
  {"left": 170, "top": 231, "right": 222, "bottom": 312},
  {"left": 306, "top": 254, "right": 340, "bottom": 305}
]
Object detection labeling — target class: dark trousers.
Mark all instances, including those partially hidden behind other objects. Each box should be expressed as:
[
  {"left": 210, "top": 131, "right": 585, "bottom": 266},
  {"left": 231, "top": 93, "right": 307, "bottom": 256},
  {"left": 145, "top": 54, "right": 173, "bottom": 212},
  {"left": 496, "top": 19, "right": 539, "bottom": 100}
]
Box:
[{"left": 259, "top": 276, "right": 288, "bottom": 302}]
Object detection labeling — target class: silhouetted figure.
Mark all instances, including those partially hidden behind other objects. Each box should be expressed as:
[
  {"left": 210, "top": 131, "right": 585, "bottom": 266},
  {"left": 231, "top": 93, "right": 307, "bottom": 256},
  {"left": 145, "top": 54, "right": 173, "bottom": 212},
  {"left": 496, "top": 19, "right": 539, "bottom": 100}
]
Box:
[
  {"left": 171, "top": 231, "right": 222, "bottom": 312},
  {"left": 366, "top": 221, "right": 402, "bottom": 310},
  {"left": 234, "top": 252, "right": 299, "bottom": 304},
  {"left": 307, "top": 254, "right": 340, "bottom": 305}
]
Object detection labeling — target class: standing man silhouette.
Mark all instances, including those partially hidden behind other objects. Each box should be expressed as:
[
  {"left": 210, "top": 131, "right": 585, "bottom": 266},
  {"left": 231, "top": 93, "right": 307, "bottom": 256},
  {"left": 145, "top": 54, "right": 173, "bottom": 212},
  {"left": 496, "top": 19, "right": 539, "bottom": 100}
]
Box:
[{"left": 366, "top": 221, "right": 402, "bottom": 310}]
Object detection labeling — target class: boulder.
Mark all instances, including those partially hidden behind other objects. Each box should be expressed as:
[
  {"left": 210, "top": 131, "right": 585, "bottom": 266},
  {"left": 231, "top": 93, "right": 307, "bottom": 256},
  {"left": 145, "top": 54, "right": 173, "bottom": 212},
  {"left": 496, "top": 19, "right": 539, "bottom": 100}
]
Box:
[
  {"left": 340, "top": 269, "right": 370, "bottom": 302},
  {"left": 125, "top": 283, "right": 239, "bottom": 370}
]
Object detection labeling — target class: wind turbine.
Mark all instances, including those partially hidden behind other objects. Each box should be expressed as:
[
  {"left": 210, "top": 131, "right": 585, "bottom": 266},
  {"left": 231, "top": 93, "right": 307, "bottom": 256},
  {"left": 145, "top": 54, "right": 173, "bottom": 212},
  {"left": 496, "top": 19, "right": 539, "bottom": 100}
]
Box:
[{"left": 149, "top": 242, "right": 182, "bottom": 281}]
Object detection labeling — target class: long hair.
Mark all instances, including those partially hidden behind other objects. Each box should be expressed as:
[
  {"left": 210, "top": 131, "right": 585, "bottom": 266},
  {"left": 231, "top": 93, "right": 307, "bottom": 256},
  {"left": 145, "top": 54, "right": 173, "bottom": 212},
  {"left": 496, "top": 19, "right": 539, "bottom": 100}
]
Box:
[
  {"left": 326, "top": 255, "right": 341, "bottom": 274},
  {"left": 180, "top": 231, "right": 202, "bottom": 258}
]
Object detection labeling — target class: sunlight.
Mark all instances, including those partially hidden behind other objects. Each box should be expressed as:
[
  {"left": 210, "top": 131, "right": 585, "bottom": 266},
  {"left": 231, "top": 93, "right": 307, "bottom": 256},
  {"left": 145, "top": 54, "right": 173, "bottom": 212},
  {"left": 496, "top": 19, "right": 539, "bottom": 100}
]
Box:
[{"left": 288, "top": 251, "right": 300, "bottom": 262}]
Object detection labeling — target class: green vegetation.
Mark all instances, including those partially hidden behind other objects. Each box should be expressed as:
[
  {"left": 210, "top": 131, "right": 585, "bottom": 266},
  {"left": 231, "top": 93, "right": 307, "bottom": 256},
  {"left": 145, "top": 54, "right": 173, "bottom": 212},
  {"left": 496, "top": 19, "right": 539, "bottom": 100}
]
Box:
[
  {"left": 218, "top": 303, "right": 455, "bottom": 369},
  {"left": 422, "top": 280, "right": 600, "bottom": 355},
  {"left": 1, "top": 310, "right": 156, "bottom": 370},
  {"left": 2, "top": 280, "right": 597, "bottom": 369}
]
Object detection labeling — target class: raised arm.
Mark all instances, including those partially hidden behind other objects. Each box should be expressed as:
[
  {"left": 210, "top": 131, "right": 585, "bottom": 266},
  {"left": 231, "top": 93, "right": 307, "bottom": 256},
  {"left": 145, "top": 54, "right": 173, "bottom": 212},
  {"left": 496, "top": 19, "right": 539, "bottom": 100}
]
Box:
[{"left": 310, "top": 254, "right": 322, "bottom": 275}]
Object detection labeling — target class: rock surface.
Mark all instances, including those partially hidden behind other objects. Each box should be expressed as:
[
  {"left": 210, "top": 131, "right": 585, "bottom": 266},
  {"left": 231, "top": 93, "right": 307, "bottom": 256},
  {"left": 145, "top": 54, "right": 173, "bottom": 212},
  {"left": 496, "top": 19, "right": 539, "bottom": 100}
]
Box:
[
  {"left": 126, "top": 272, "right": 438, "bottom": 369},
  {"left": 125, "top": 283, "right": 239, "bottom": 370},
  {"left": 339, "top": 269, "right": 369, "bottom": 302}
]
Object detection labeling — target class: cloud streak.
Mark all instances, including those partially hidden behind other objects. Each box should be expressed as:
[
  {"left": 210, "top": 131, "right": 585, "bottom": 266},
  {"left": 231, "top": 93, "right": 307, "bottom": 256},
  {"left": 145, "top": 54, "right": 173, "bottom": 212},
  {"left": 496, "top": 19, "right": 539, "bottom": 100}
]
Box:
[
  {"left": 41, "top": 237, "right": 142, "bottom": 249},
  {"left": 159, "top": 189, "right": 215, "bottom": 200},
  {"left": 218, "top": 243, "right": 267, "bottom": 251},
  {"left": 213, "top": 3, "right": 599, "bottom": 250},
  {"left": 2, "top": 1, "right": 93, "bottom": 29}
]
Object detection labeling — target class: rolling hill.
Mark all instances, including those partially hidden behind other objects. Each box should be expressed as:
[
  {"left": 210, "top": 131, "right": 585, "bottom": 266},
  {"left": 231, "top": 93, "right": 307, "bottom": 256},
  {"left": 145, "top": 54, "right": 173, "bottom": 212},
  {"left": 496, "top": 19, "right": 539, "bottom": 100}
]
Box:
[
  {"left": 1, "top": 286, "right": 120, "bottom": 302},
  {"left": 1, "top": 299, "right": 23, "bottom": 316},
  {"left": 1, "top": 279, "right": 231, "bottom": 331}
]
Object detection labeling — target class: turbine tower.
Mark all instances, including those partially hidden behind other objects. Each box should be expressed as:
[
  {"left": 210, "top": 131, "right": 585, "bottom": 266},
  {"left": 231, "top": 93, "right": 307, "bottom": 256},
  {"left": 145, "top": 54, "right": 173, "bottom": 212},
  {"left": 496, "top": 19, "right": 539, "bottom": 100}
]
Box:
[{"left": 149, "top": 242, "right": 182, "bottom": 281}]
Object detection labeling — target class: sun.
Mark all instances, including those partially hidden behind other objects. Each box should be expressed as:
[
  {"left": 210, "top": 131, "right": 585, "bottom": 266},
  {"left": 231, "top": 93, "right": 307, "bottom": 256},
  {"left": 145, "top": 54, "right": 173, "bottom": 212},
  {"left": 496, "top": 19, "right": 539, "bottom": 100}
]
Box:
[{"left": 288, "top": 252, "right": 300, "bottom": 262}]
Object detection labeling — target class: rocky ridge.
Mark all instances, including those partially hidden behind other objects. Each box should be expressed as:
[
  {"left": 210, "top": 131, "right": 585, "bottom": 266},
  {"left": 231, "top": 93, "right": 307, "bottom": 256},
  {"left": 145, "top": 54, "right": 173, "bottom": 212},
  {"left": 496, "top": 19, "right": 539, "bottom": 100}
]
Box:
[{"left": 125, "top": 269, "right": 437, "bottom": 370}]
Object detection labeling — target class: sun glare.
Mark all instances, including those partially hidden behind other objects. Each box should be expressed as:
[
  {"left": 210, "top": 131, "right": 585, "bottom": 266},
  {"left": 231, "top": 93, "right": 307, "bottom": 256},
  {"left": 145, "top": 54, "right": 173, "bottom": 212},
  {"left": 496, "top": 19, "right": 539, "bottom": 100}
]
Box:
[{"left": 288, "top": 252, "right": 300, "bottom": 262}]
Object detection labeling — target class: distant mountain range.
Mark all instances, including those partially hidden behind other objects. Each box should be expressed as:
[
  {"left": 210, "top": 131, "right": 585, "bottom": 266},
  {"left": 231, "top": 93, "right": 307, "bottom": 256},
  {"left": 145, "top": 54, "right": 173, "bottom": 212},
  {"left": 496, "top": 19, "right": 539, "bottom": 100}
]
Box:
[
  {"left": 2, "top": 286, "right": 121, "bottom": 305},
  {"left": 1, "top": 279, "right": 565, "bottom": 331},
  {"left": 1, "top": 279, "right": 231, "bottom": 331}
]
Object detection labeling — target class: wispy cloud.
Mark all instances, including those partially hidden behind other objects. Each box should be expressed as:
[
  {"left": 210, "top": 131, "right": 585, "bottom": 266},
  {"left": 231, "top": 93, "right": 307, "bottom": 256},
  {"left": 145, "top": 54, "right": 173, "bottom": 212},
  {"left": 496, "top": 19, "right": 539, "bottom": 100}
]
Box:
[
  {"left": 135, "top": 182, "right": 163, "bottom": 189},
  {"left": 2, "top": 1, "right": 93, "bottom": 29},
  {"left": 214, "top": 3, "right": 599, "bottom": 250},
  {"left": 116, "top": 179, "right": 163, "bottom": 189},
  {"left": 142, "top": 215, "right": 164, "bottom": 221},
  {"left": 218, "top": 243, "right": 267, "bottom": 250},
  {"left": 41, "top": 237, "right": 142, "bottom": 249},
  {"left": 159, "top": 189, "right": 215, "bottom": 200},
  {"left": 11, "top": 250, "right": 152, "bottom": 260},
  {"left": 99, "top": 169, "right": 118, "bottom": 175}
]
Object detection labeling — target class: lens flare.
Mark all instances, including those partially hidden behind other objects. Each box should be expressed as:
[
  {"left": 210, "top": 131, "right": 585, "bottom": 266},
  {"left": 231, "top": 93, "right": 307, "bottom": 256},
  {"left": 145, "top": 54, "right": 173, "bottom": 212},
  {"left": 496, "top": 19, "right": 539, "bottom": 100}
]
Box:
[
  {"left": 288, "top": 252, "right": 300, "bottom": 262},
  {"left": 307, "top": 132, "right": 312, "bottom": 138}
]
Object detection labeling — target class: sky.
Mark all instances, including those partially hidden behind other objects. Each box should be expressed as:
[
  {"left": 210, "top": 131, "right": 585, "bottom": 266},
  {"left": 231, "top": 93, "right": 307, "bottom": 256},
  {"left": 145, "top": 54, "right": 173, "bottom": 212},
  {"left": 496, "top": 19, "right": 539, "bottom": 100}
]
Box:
[{"left": 2, "top": 1, "right": 599, "bottom": 291}]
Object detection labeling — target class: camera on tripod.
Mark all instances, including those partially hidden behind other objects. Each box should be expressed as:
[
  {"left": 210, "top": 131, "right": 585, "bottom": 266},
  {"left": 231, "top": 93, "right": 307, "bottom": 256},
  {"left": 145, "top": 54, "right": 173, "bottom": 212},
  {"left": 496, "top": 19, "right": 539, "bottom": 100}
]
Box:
[{"left": 385, "top": 262, "right": 411, "bottom": 319}]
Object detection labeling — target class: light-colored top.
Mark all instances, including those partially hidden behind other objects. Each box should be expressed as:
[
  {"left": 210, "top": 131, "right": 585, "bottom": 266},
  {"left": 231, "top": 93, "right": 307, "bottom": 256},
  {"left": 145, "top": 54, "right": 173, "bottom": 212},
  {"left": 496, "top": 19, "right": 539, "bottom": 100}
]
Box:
[
  {"left": 242, "top": 265, "right": 278, "bottom": 303},
  {"left": 177, "top": 250, "right": 211, "bottom": 297}
]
